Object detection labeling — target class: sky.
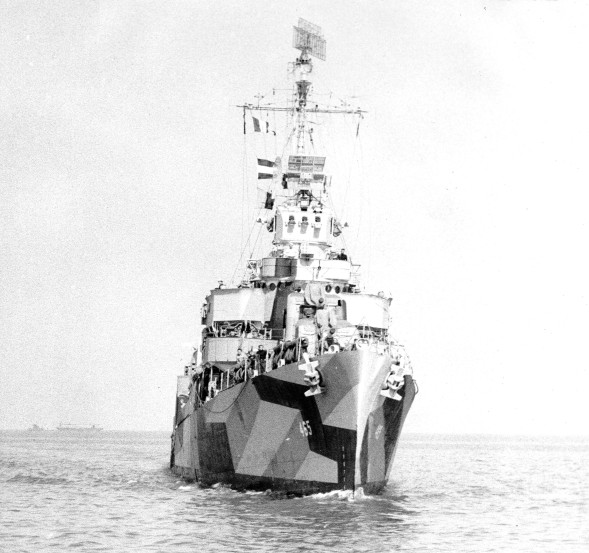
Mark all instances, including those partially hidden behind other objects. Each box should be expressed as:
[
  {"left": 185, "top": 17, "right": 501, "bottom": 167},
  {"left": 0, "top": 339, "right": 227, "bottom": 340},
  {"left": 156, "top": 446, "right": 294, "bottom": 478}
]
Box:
[{"left": 1, "top": 1, "right": 588, "bottom": 434}]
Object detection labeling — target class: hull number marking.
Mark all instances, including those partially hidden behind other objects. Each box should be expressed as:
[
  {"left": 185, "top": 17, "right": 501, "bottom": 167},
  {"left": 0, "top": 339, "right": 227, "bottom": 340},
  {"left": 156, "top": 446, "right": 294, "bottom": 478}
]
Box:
[{"left": 299, "top": 420, "right": 313, "bottom": 437}]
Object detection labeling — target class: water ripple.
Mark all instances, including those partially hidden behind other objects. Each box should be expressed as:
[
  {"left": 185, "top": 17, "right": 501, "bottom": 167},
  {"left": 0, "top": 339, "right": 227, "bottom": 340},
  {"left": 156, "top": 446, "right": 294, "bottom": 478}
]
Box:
[{"left": 1, "top": 431, "right": 588, "bottom": 552}]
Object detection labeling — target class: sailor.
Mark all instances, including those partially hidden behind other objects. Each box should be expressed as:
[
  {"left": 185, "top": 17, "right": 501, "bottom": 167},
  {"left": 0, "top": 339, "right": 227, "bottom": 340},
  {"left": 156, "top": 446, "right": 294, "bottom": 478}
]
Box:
[
  {"left": 232, "top": 349, "right": 246, "bottom": 384},
  {"left": 246, "top": 348, "right": 256, "bottom": 379},
  {"left": 256, "top": 344, "right": 267, "bottom": 374},
  {"left": 299, "top": 306, "right": 315, "bottom": 322},
  {"left": 300, "top": 337, "right": 309, "bottom": 356},
  {"left": 315, "top": 300, "right": 330, "bottom": 331},
  {"left": 296, "top": 307, "right": 317, "bottom": 338},
  {"left": 297, "top": 306, "right": 318, "bottom": 356},
  {"left": 321, "top": 327, "right": 336, "bottom": 351},
  {"left": 337, "top": 249, "right": 348, "bottom": 260},
  {"left": 191, "top": 364, "right": 203, "bottom": 386},
  {"left": 272, "top": 341, "right": 283, "bottom": 369},
  {"left": 200, "top": 363, "right": 212, "bottom": 401},
  {"left": 283, "top": 340, "right": 297, "bottom": 364}
]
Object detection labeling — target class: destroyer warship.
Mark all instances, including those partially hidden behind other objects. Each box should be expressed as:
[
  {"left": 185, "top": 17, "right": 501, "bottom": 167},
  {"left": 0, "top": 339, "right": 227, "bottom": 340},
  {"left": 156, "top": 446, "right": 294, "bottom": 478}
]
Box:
[{"left": 170, "top": 19, "right": 417, "bottom": 495}]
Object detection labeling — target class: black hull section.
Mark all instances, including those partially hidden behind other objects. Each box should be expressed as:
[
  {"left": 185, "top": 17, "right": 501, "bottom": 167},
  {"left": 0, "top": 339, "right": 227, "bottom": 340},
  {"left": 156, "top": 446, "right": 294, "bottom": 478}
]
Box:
[{"left": 171, "top": 350, "right": 415, "bottom": 495}]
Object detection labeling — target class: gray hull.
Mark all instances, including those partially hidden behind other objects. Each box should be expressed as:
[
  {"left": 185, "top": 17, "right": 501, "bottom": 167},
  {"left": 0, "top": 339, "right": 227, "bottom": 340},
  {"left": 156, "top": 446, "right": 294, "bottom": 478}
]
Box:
[{"left": 171, "top": 350, "right": 415, "bottom": 495}]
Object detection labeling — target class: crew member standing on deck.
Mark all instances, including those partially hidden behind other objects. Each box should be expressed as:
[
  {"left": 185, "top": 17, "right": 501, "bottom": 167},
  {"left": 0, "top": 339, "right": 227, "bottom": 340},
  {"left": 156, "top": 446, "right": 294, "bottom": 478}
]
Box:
[
  {"left": 256, "top": 344, "right": 267, "bottom": 374},
  {"left": 297, "top": 306, "right": 318, "bottom": 356},
  {"left": 232, "top": 348, "right": 246, "bottom": 383}
]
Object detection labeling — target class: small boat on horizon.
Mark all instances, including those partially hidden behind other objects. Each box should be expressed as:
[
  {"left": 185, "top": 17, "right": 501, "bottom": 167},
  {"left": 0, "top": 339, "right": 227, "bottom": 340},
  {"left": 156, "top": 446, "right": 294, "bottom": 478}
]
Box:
[
  {"left": 27, "top": 424, "right": 46, "bottom": 431},
  {"left": 56, "top": 423, "right": 103, "bottom": 432}
]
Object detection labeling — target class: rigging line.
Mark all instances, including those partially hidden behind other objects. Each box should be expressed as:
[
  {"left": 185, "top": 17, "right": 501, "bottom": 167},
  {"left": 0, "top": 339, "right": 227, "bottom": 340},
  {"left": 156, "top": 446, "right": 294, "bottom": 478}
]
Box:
[
  {"left": 246, "top": 141, "right": 250, "bottom": 251},
  {"left": 272, "top": 111, "right": 278, "bottom": 155},
  {"left": 231, "top": 185, "right": 271, "bottom": 286},
  {"left": 330, "top": 113, "right": 357, "bottom": 257},
  {"left": 237, "top": 212, "right": 265, "bottom": 284},
  {"left": 200, "top": 381, "right": 249, "bottom": 413},
  {"left": 324, "top": 179, "right": 347, "bottom": 254},
  {"left": 233, "top": 109, "right": 290, "bottom": 287},
  {"left": 230, "top": 191, "right": 259, "bottom": 285},
  {"left": 273, "top": 108, "right": 278, "bottom": 152},
  {"left": 241, "top": 118, "right": 248, "bottom": 258},
  {"left": 257, "top": 171, "right": 277, "bottom": 262},
  {"left": 282, "top": 120, "right": 297, "bottom": 161},
  {"left": 357, "top": 126, "right": 371, "bottom": 287},
  {"left": 263, "top": 110, "right": 269, "bottom": 158},
  {"left": 320, "top": 112, "right": 344, "bottom": 221},
  {"left": 322, "top": 113, "right": 352, "bottom": 255},
  {"left": 248, "top": 221, "right": 265, "bottom": 263},
  {"left": 352, "top": 121, "right": 368, "bottom": 288},
  {"left": 341, "top": 114, "right": 359, "bottom": 224},
  {"left": 230, "top": 222, "right": 255, "bottom": 285}
]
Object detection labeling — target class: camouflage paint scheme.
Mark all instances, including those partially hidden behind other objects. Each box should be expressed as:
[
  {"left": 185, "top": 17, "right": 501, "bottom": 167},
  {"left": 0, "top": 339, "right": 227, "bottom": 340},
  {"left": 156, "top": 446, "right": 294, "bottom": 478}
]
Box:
[{"left": 171, "top": 350, "right": 415, "bottom": 495}]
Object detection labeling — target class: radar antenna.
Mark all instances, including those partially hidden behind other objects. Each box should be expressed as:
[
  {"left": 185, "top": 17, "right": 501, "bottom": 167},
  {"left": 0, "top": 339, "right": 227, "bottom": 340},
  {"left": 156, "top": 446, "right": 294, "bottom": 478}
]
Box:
[{"left": 293, "top": 18, "right": 326, "bottom": 61}]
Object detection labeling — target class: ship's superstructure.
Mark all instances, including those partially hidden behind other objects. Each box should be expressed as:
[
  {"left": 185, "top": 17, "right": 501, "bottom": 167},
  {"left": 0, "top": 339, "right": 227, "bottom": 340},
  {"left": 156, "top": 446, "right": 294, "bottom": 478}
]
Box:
[{"left": 170, "top": 19, "right": 417, "bottom": 495}]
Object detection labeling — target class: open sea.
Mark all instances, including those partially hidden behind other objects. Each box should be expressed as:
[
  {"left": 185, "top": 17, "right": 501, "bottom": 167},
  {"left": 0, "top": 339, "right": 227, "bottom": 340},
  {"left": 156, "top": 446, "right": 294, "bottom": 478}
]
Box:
[{"left": 1, "top": 431, "right": 587, "bottom": 552}]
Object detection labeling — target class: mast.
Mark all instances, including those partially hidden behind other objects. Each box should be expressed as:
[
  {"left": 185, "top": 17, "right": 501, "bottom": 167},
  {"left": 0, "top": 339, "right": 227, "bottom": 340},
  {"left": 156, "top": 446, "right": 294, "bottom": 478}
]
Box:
[
  {"left": 236, "top": 19, "right": 364, "bottom": 288},
  {"left": 238, "top": 19, "right": 364, "bottom": 148},
  {"left": 292, "top": 19, "right": 325, "bottom": 153}
]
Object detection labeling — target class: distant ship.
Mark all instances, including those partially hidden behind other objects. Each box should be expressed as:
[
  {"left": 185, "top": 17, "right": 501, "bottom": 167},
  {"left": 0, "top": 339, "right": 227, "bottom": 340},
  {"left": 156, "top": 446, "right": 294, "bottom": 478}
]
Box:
[
  {"left": 27, "top": 424, "right": 46, "bottom": 432},
  {"left": 56, "top": 424, "right": 103, "bottom": 432},
  {"left": 170, "top": 19, "right": 417, "bottom": 495}
]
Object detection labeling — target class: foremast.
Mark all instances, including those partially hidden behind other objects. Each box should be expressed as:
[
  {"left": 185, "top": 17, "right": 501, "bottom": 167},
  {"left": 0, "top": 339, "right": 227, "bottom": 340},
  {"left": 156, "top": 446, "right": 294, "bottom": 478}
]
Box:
[{"left": 240, "top": 19, "right": 365, "bottom": 288}]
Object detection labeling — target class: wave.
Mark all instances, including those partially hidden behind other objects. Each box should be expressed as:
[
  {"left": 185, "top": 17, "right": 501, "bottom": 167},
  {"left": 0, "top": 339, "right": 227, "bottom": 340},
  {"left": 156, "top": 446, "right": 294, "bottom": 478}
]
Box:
[{"left": 7, "top": 473, "right": 71, "bottom": 486}]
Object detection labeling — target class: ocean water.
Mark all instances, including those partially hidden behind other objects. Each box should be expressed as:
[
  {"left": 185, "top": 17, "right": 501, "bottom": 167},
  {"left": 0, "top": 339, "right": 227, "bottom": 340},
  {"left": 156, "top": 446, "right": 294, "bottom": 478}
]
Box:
[{"left": 1, "top": 431, "right": 587, "bottom": 552}]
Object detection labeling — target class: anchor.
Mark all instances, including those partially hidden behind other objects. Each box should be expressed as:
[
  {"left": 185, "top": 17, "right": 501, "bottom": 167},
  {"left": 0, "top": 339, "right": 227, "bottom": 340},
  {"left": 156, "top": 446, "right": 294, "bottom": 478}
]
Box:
[
  {"left": 298, "top": 352, "right": 324, "bottom": 397},
  {"left": 380, "top": 361, "right": 404, "bottom": 401}
]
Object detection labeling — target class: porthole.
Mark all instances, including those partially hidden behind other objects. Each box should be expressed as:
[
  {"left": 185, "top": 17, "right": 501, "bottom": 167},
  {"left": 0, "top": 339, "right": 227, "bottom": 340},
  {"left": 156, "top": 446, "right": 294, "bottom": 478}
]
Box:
[
  {"left": 269, "top": 283, "right": 277, "bottom": 291},
  {"left": 334, "top": 286, "right": 341, "bottom": 294},
  {"left": 325, "top": 284, "right": 332, "bottom": 293}
]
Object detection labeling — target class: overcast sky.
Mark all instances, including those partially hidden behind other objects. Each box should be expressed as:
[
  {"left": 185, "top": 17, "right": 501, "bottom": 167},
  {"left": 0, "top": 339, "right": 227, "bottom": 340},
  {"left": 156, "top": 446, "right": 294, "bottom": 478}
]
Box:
[{"left": 1, "top": 1, "right": 588, "bottom": 434}]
